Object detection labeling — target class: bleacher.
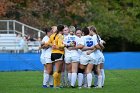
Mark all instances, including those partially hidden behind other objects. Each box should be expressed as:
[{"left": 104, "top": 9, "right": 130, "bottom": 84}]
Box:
[
  {"left": 0, "top": 34, "right": 42, "bottom": 53},
  {"left": 0, "top": 34, "right": 22, "bottom": 53}
]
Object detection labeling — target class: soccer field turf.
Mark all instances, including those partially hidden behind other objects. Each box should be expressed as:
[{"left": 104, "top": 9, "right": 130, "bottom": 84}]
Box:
[{"left": 0, "top": 70, "right": 140, "bottom": 93}]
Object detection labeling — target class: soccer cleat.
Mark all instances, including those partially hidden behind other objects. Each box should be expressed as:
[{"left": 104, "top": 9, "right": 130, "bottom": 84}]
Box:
[
  {"left": 94, "top": 86, "right": 102, "bottom": 88},
  {"left": 83, "top": 84, "right": 87, "bottom": 88},
  {"left": 87, "top": 86, "right": 91, "bottom": 89},
  {"left": 50, "top": 85, "right": 53, "bottom": 88},
  {"left": 42, "top": 85, "right": 48, "bottom": 88},
  {"left": 91, "top": 85, "right": 97, "bottom": 88},
  {"left": 71, "top": 86, "right": 75, "bottom": 88},
  {"left": 78, "top": 86, "right": 82, "bottom": 89}
]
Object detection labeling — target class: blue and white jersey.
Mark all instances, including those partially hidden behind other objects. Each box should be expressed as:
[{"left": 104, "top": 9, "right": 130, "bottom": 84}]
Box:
[
  {"left": 92, "top": 35, "right": 104, "bottom": 59},
  {"left": 81, "top": 35, "right": 94, "bottom": 53},
  {"left": 40, "top": 36, "right": 52, "bottom": 58},
  {"left": 64, "top": 34, "right": 82, "bottom": 57},
  {"left": 80, "top": 35, "right": 96, "bottom": 60}
]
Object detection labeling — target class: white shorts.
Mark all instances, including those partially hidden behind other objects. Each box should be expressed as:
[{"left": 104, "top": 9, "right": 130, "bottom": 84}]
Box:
[
  {"left": 65, "top": 56, "right": 80, "bottom": 64},
  {"left": 40, "top": 57, "right": 46, "bottom": 64},
  {"left": 95, "top": 57, "right": 104, "bottom": 65},
  {"left": 80, "top": 54, "right": 96, "bottom": 65},
  {"left": 40, "top": 57, "right": 52, "bottom": 64},
  {"left": 95, "top": 54, "right": 105, "bottom": 64}
]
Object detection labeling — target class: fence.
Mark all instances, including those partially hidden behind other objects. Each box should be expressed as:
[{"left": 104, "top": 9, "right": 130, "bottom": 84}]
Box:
[
  {"left": 0, "top": 52, "right": 140, "bottom": 71},
  {"left": 0, "top": 20, "right": 45, "bottom": 38}
]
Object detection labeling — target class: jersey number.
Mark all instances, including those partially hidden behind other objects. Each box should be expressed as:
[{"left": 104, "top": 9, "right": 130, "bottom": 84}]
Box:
[{"left": 86, "top": 41, "right": 93, "bottom": 47}]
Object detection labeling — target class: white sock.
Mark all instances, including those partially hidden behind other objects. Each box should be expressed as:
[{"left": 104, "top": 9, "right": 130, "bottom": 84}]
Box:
[
  {"left": 98, "top": 75, "right": 102, "bottom": 87},
  {"left": 68, "top": 73, "right": 72, "bottom": 84},
  {"left": 71, "top": 73, "right": 77, "bottom": 87},
  {"left": 78, "top": 73, "right": 83, "bottom": 87},
  {"left": 94, "top": 74, "right": 98, "bottom": 86},
  {"left": 43, "top": 71, "right": 49, "bottom": 85},
  {"left": 49, "top": 75, "right": 53, "bottom": 86},
  {"left": 87, "top": 73, "right": 92, "bottom": 87},
  {"left": 101, "top": 69, "right": 105, "bottom": 86},
  {"left": 61, "top": 72, "right": 65, "bottom": 85},
  {"left": 83, "top": 74, "right": 87, "bottom": 87},
  {"left": 64, "top": 71, "right": 68, "bottom": 85}
]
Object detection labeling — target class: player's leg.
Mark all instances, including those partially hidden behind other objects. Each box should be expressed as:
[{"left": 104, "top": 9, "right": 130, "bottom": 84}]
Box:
[
  {"left": 78, "top": 55, "right": 87, "bottom": 88},
  {"left": 65, "top": 57, "right": 72, "bottom": 86},
  {"left": 46, "top": 63, "right": 53, "bottom": 87},
  {"left": 86, "top": 63, "right": 93, "bottom": 88},
  {"left": 42, "top": 64, "right": 49, "bottom": 88},
  {"left": 52, "top": 53, "right": 63, "bottom": 87},
  {"left": 100, "top": 58, "right": 105, "bottom": 87},
  {"left": 71, "top": 57, "right": 79, "bottom": 87}
]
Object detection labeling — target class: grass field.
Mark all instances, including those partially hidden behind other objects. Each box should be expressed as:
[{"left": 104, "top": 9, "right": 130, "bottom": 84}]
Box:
[{"left": 0, "top": 70, "right": 140, "bottom": 93}]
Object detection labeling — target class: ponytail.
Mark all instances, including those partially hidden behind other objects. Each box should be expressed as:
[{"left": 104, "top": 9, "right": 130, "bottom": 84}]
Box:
[
  {"left": 90, "top": 26, "right": 105, "bottom": 50},
  {"left": 53, "top": 24, "right": 64, "bottom": 40}
]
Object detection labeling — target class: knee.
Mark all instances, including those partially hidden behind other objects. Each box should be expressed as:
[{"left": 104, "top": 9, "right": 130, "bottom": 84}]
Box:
[{"left": 48, "top": 70, "right": 53, "bottom": 75}]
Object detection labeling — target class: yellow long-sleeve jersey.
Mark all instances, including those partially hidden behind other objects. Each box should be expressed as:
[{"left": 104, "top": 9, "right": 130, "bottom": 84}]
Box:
[{"left": 47, "top": 33, "right": 64, "bottom": 54}]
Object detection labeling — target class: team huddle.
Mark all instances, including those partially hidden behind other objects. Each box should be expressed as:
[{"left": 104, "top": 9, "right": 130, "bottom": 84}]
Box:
[{"left": 40, "top": 25, "right": 105, "bottom": 89}]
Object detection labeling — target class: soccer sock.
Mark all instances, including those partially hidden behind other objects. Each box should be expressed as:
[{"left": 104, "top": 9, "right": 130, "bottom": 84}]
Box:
[
  {"left": 57, "top": 72, "right": 61, "bottom": 86},
  {"left": 43, "top": 70, "right": 49, "bottom": 85},
  {"left": 78, "top": 73, "right": 83, "bottom": 87},
  {"left": 49, "top": 75, "right": 53, "bottom": 86},
  {"left": 101, "top": 69, "right": 105, "bottom": 86},
  {"left": 64, "top": 71, "right": 68, "bottom": 86},
  {"left": 53, "top": 72, "right": 59, "bottom": 87},
  {"left": 83, "top": 74, "right": 87, "bottom": 87},
  {"left": 61, "top": 72, "right": 65, "bottom": 86},
  {"left": 87, "top": 73, "right": 92, "bottom": 87},
  {"left": 71, "top": 73, "right": 77, "bottom": 87},
  {"left": 98, "top": 75, "right": 102, "bottom": 87},
  {"left": 68, "top": 73, "right": 72, "bottom": 85},
  {"left": 94, "top": 74, "right": 98, "bottom": 86}
]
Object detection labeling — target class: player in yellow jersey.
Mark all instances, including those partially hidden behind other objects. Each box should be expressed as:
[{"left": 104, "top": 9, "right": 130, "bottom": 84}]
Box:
[{"left": 45, "top": 24, "right": 65, "bottom": 88}]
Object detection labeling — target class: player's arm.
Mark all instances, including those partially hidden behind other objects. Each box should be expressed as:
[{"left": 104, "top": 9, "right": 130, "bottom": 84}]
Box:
[
  {"left": 81, "top": 46, "right": 94, "bottom": 51},
  {"left": 68, "top": 37, "right": 84, "bottom": 50},
  {"left": 86, "top": 44, "right": 101, "bottom": 55},
  {"left": 68, "top": 44, "right": 84, "bottom": 50}
]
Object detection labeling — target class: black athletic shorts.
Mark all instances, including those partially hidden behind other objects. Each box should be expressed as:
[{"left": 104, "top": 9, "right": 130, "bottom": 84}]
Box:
[{"left": 51, "top": 53, "right": 64, "bottom": 62}]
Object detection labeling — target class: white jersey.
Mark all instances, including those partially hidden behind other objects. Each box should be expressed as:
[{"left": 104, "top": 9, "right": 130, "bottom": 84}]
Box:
[
  {"left": 79, "top": 35, "right": 96, "bottom": 65},
  {"left": 81, "top": 35, "right": 95, "bottom": 55},
  {"left": 40, "top": 36, "right": 52, "bottom": 59},
  {"left": 64, "top": 34, "right": 82, "bottom": 57},
  {"left": 92, "top": 35, "right": 104, "bottom": 56},
  {"left": 92, "top": 35, "right": 104, "bottom": 63}
]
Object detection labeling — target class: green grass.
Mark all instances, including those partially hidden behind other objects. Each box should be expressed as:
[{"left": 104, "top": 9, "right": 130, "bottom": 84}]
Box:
[{"left": 0, "top": 70, "right": 140, "bottom": 93}]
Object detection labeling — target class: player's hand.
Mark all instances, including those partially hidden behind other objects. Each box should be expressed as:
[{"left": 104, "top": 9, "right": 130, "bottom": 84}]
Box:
[
  {"left": 87, "top": 51, "right": 91, "bottom": 55},
  {"left": 68, "top": 47, "right": 74, "bottom": 51},
  {"left": 52, "top": 45, "right": 56, "bottom": 49}
]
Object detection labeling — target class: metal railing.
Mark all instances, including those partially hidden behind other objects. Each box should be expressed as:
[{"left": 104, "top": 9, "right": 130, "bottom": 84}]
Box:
[{"left": 0, "top": 20, "right": 45, "bottom": 38}]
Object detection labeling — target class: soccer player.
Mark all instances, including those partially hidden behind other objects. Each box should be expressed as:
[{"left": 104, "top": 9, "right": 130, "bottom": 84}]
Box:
[
  {"left": 60, "top": 25, "right": 70, "bottom": 87},
  {"left": 64, "top": 26, "right": 83, "bottom": 88},
  {"left": 78, "top": 27, "right": 96, "bottom": 88},
  {"left": 45, "top": 24, "right": 65, "bottom": 88},
  {"left": 88, "top": 26, "right": 105, "bottom": 88},
  {"left": 51, "top": 26, "right": 57, "bottom": 33},
  {"left": 40, "top": 27, "right": 53, "bottom": 88},
  {"left": 75, "top": 28, "right": 87, "bottom": 88}
]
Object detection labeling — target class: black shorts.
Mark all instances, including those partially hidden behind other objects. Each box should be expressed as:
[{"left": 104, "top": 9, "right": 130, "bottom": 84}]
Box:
[{"left": 51, "top": 53, "right": 64, "bottom": 62}]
